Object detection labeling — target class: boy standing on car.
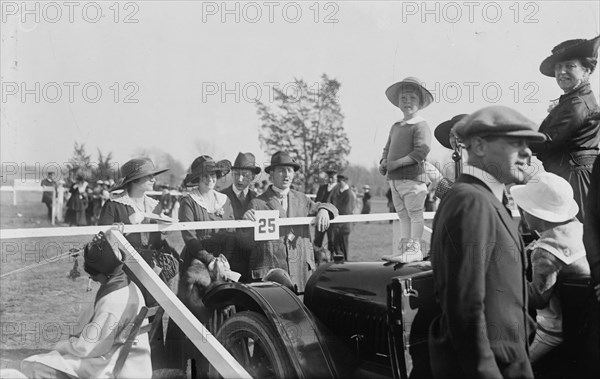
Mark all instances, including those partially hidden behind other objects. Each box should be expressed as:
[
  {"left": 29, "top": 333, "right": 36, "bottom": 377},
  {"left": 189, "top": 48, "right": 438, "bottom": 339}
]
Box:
[{"left": 429, "top": 106, "right": 546, "bottom": 379}]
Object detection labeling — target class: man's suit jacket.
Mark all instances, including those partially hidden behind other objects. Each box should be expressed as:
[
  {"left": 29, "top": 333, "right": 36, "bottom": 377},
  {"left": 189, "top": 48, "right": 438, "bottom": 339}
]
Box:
[
  {"left": 247, "top": 186, "right": 338, "bottom": 292},
  {"left": 221, "top": 185, "right": 257, "bottom": 220},
  {"left": 429, "top": 174, "right": 535, "bottom": 379},
  {"left": 220, "top": 185, "right": 258, "bottom": 282}
]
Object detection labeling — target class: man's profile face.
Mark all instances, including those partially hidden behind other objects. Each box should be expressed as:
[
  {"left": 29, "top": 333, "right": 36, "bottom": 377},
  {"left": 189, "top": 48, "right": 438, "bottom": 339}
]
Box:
[
  {"left": 479, "top": 137, "right": 532, "bottom": 185},
  {"left": 271, "top": 166, "right": 295, "bottom": 190},
  {"left": 327, "top": 173, "right": 336, "bottom": 184},
  {"left": 233, "top": 169, "right": 255, "bottom": 191}
]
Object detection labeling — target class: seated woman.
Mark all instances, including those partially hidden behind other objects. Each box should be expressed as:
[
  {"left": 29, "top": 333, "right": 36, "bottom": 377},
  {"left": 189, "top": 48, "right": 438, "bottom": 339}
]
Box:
[
  {"left": 1, "top": 233, "right": 151, "bottom": 379},
  {"left": 510, "top": 172, "right": 590, "bottom": 363}
]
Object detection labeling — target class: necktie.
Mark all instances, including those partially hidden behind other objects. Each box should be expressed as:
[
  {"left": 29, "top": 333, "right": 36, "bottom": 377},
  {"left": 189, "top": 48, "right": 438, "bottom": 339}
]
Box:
[
  {"left": 238, "top": 191, "right": 245, "bottom": 202},
  {"left": 502, "top": 190, "right": 513, "bottom": 216}
]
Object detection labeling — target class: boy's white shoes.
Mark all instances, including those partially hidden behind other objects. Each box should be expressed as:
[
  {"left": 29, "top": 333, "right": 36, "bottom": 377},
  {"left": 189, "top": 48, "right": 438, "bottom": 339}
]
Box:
[{"left": 382, "top": 239, "right": 423, "bottom": 263}]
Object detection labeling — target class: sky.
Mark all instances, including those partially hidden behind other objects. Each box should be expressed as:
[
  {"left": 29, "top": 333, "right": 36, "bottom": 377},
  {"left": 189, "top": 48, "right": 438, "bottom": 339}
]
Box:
[{"left": 2, "top": 0, "right": 600, "bottom": 177}]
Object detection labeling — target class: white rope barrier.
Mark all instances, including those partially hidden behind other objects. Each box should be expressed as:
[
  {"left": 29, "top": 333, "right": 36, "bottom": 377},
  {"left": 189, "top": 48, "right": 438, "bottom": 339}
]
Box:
[{"left": 0, "top": 212, "right": 435, "bottom": 240}]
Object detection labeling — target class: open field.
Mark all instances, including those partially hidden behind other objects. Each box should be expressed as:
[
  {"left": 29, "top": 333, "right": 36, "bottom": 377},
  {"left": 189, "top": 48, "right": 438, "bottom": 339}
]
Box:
[{"left": 0, "top": 191, "right": 420, "bottom": 370}]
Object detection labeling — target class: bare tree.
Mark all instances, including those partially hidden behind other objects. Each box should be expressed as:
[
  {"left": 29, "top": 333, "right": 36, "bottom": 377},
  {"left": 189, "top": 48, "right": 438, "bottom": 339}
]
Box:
[{"left": 257, "top": 74, "right": 350, "bottom": 191}]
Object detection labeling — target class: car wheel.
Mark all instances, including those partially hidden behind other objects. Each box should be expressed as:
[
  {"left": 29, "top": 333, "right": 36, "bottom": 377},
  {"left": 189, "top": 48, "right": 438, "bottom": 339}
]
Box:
[{"left": 208, "top": 311, "right": 295, "bottom": 379}]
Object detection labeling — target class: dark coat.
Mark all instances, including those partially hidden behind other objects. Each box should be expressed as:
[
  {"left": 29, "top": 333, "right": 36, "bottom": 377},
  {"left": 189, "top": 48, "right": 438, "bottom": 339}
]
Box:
[
  {"left": 429, "top": 174, "right": 535, "bottom": 379},
  {"left": 531, "top": 83, "right": 599, "bottom": 221},
  {"left": 584, "top": 157, "right": 600, "bottom": 284},
  {"left": 220, "top": 185, "right": 257, "bottom": 220},
  {"left": 315, "top": 183, "right": 335, "bottom": 203},
  {"left": 247, "top": 186, "right": 339, "bottom": 293},
  {"left": 98, "top": 196, "right": 162, "bottom": 250},
  {"left": 331, "top": 186, "right": 356, "bottom": 234},
  {"left": 220, "top": 185, "right": 258, "bottom": 282}
]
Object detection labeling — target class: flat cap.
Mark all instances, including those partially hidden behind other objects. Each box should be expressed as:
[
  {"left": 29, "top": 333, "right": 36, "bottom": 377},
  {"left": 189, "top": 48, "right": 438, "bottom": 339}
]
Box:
[{"left": 453, "top": 106, "right": 546, "bottom": 143}]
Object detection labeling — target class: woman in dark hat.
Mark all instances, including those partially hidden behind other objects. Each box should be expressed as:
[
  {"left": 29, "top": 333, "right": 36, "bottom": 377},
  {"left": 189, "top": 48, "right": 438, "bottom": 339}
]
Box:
[
  {"left": 65, "top": 174, "right": 89, "bottom": 226},
  {"left": 165, "top": 155, "right": 236, "bottom": 371},
  {"left": 531, "top": 35, "right": 600, "bottom": 222},
  {"left": 98, "top": 158, "right": 171, "bottom": 272}
]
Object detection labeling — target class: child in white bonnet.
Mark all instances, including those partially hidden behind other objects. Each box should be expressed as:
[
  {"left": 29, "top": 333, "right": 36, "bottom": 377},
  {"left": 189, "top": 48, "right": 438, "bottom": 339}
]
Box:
[{"left": 510, "top": 172, "right": 590, "bottom": 362}]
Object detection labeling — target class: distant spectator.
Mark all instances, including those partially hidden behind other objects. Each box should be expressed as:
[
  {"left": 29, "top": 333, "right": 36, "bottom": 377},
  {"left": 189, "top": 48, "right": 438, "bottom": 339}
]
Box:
[
  {"left": 361, "top": 185, "right": 371, "bottom": 214},
  {"left": 314, "top": 165, "right": 338, "bottom": 252},
  {"left": 331, "top": 174, "right": 356, "bottom": 260},
  {"left": 65, "top": 174, "right": 88, "bottom": 226},
  {"left": 41, "top": 172, "right": 57, "bottom": 220}
]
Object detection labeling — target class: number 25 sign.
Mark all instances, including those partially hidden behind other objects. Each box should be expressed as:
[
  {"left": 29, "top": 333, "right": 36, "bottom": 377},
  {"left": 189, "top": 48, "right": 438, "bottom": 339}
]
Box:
[{"left": 254, "top": 210, "right": 280, "bottom": 241}]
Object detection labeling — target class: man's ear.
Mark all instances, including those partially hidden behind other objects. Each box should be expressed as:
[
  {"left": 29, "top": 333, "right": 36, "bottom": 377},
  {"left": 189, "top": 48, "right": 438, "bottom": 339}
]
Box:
[{"left": 467, "top": 136, "right": 487, "bottom": 157}]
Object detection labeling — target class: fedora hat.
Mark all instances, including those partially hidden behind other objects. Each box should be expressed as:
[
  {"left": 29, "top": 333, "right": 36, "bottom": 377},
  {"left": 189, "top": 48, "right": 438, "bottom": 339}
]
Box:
[
  {"left": 322, "top": 162, "right": 339, "bottom": 175},
  {"left": 453, "top": 106, "right": 546, "bottom": 143},
  {"left": 265, "top": 151, "right": 301, "bottom": 173},
  {"left": 231, "top": 152, "right": 261, "bottom": 174},
  {"left": 540, "top": 35, "right": 600, "bottom": 77},
  {"left": 435, "top": 114, "right": 468, "bottom": 149},
  {"left": 510, "top": 172, "right": 579, "bottom": 223},
  {"left": 183, "top": 155, "right": 231, "bottom": 186},
  {"left": 112, "top": 158, "right": 168, "bottom": 191},
  {"left": 385, "top": 77, "right": 434, "bottom": 109}
]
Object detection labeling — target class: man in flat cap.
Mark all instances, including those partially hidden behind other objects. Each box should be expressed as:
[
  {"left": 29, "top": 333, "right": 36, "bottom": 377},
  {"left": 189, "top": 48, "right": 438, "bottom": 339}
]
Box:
[{"left": 429, "top": 106, "right": 546, "bottom": 379}]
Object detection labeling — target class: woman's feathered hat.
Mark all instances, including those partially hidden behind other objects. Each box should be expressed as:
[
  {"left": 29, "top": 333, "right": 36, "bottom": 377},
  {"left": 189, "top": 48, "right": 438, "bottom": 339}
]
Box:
[{"left": 539, "top": 35, "right": 600, "bottom": 77}]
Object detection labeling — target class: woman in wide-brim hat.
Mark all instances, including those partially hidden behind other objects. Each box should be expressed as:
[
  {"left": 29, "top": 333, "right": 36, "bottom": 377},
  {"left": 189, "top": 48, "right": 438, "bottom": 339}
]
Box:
[
  {"left": 98, "top": 157, "right": 178, "bottom": 295},
  {"left": 531, "top": 35, "right": 600, "bottom": 222},
  {"left": 165, "top": 155, "right": 236, "bottom": 368}
]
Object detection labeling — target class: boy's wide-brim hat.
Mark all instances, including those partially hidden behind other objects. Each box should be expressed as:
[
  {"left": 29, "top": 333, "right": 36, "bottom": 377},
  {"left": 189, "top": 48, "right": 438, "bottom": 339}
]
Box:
[
  {"left": 231, "top": 152, "right": 261, "bottom": 174},
  {"left": 540, "top": 35, "right": 600, "bottom": 77},
  {"left": 184, "top": 155, "right": 231, "bottom": 186},
  {"left": 385, "top": 77, "right": 434, "bottom": 109},
  {"left": 265, "top": 151, "right": 301, "bottom": 173},
  {"left": 510, "top": 172, "right": 579, "bottom": 223},
  {"left": 452, "top": 106, "right": 546, "bottom": 142},
  {"left": 435, "top": 114, "right": 468, "bottom": 149},
  {"left": 111, "top": 158, "right": 168, "bottom": 191}
]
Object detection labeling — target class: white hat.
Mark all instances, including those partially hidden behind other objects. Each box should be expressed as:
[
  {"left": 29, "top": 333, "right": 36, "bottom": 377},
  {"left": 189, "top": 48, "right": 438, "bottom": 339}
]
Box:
[{"left": 510, "top": 172, "right": 579, "bottom": 223}]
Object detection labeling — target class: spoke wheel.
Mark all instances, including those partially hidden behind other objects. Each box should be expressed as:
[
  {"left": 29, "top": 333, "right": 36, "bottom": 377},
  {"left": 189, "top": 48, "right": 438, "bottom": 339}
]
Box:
[{"left": 208, "top": 311, "right": 295, "bottom": 379}]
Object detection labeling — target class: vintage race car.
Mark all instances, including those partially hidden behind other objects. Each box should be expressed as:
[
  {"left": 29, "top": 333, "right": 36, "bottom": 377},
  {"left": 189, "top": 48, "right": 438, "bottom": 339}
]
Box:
[{"left": 201, "top": 259, "right": 595, "bottom": 379}]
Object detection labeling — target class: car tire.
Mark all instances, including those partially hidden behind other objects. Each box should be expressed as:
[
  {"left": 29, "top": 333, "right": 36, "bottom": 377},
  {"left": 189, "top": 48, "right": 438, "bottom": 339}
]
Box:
[{"left": 208, "top": 311, "right": 296, "bottom": 379}]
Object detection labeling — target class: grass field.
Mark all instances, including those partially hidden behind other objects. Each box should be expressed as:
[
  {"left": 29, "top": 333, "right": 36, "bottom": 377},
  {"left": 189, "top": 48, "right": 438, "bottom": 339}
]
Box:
[{"left": 0, "top": 191, "right": 414, "bottom": 370}]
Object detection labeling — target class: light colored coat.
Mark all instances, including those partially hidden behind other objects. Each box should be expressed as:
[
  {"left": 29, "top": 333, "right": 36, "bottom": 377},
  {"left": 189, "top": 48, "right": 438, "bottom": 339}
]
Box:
[
  {"left": 248, "top": 186, "right": 338, "bottom": 293},
  {"left": 23, "top": 282, "right": 151, "bottom": 379}
]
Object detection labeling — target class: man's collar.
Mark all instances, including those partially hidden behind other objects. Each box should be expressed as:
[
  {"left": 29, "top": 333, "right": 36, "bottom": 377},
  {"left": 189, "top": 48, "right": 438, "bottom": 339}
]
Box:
[
  {"left": 232, "top": 186, "right": 248, "bottom": 197},
  {"left": 462, "top": 164, "right": 505, "bottom": 202},
  {"left": 271, "top": 185, "right": 290, "bottom": 198}
]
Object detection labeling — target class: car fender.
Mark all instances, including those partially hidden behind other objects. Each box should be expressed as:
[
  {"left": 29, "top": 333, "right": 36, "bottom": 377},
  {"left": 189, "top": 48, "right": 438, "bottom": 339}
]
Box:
[{"left": 203, "top": 281, "right": 355, "bottom": 378}]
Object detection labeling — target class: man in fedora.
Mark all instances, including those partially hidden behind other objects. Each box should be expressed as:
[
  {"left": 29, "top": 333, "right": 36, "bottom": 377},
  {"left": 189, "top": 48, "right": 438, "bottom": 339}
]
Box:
[
  {"left": 220, "top": 152, "right": 261, "bottom": 282},
  {"left": 243, "top": 151, "right": 338, "bottom": 293},
  {"left": 429, "top": 106, "right": 546, "bottom": 379},
  {"left": 313, "top": 163, "right": 338, "bottom": 253}
]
